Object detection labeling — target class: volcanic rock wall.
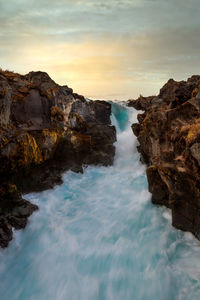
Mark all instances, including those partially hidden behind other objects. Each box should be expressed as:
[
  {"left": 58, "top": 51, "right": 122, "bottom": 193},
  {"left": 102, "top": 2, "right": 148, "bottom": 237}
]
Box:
[
  {"left": 130, "top": 76, "right": 200, "bottom": 239},
  {"left": 0, "top": 69, "right": 116, "bottom": 247}
]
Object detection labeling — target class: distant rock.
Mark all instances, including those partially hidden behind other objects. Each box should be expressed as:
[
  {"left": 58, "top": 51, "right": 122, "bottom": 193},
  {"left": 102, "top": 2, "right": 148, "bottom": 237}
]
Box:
[
  {"left": 130, "top": 75, "right": 200, "bottom": 239},
  {"left": 0, "top": 69, "right": 116, "bottom": 247},
  {"left": 128, "top": 95, "right": 153, "bottom": 111}
]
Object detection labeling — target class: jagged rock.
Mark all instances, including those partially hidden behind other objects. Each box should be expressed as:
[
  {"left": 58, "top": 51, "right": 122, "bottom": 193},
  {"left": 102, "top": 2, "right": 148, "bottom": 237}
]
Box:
[
  {"left": 0, "top": 69, "right": 116, "bottom": 247},
  {"left": 131, "top": 75, "right": 200, "bottom": 239},
  {"left": 146, "top": 165, "right": 169, "bottom": 207},
  {"left": 0, "top": 216, "right": 13, "bottom": 248},
  {"left": 128, "top": 95, "right": 153, "bottom": 111}
]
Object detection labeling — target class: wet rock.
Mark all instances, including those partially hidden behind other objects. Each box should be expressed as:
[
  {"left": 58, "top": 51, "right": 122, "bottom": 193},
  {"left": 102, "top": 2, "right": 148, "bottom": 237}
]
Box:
[
  {"left": 146, "top": 166, "right": 169, "bottom": 207},
  {"left": 0, "top": 69, "right": 116, "bottom": 247},
  {"left": 131, "top": 123, "right": 140, "bottom": 137},
  {"left": 0, "top": 216, "right": 13, "bottom": 248},
  {"left": 130, "top": 75, "right": 200, "bottom": 239}
]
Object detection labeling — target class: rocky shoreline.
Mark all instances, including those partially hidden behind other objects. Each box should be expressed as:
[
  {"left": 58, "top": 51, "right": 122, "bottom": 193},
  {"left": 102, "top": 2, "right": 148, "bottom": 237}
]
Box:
[
  {"left": 130, "top": 75, "right": 200, "bottom": 240},
  {"left": 2, "top": 68, "right": 200, "bottom": 248},
  {"left": 0, "top": 69, "right": 116, "bottom": 248}
]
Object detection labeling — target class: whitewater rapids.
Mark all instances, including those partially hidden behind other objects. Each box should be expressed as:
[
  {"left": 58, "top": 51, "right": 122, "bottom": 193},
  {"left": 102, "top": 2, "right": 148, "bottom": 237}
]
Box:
[{"left": 0, "top": 102, "right": 200, "bottom": 300}]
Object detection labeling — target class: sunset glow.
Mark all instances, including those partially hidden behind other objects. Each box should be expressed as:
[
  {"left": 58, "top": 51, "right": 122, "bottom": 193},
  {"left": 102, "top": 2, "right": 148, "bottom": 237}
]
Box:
[{"left": 1, "top": 0, "right": 200, "bottom": 99}]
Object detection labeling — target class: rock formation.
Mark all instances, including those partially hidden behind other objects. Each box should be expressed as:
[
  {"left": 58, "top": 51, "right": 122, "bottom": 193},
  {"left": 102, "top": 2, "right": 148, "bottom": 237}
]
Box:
[
  {"left": 130, "top": 76, "right": 200, "bottom": 239},
  {"left": 0, "top": 69, "right": 116, "bottom": 247}
]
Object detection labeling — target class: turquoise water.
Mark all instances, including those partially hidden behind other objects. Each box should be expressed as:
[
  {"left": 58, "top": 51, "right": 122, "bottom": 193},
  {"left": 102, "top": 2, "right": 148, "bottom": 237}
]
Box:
[{"left": 1, "top": 103, "right": 200, "bottom": 300}]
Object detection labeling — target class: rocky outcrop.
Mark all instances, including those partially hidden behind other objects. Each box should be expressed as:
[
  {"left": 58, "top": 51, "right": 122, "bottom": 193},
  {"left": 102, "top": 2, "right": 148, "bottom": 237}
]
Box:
[
  {"left": 0, "top": 69, "right": 116, "bottom": 247},
  {"left": 130, "top": 76, "right": 200, "bottom": 239}
]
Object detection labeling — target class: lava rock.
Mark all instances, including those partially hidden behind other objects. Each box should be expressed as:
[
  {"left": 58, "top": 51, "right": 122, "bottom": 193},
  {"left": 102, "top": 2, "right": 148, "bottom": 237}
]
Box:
[
  {"left": 130, "top": 75, "right": 200, "bottom": 239},
  {"left": 0, "top": 69, "right": 116, "bottom": 248}
]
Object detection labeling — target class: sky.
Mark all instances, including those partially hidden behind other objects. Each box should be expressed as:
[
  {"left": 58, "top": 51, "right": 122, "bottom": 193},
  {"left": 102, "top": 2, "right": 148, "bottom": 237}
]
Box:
[{"left": 0, "top": 0, "right": 200, "bottom": 100}]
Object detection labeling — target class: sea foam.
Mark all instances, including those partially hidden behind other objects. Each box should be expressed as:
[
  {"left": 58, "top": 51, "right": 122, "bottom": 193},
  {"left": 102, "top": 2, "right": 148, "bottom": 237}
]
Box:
[{"left": 0, "top": 102, "right": 200, "bottom": 300}]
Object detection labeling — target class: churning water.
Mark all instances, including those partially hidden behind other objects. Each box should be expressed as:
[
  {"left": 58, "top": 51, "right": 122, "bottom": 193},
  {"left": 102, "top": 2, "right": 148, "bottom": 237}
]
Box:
[{"left": 1, "top": 103, "right": 200, "bottom": 300}]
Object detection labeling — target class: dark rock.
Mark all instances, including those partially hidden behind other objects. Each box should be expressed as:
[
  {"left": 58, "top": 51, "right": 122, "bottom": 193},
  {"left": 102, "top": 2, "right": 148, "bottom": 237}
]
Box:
[
  {"left": 146, "top": 165, "right": 169, "bottom": 207},
  {"left": 128, "top": 95, "right": 153, "bottom": 111},
  {"left": 131, "top": 75, "right": 200, "bottom": 239},
  {"left": 0, "top": 217, "right": 13, "bottom": 248},
  {"left": 0, "top": 69, "right": 116, "bottom": 247},
  {"left": 131, "top": 123, "right": 140, "bottom": 137}
]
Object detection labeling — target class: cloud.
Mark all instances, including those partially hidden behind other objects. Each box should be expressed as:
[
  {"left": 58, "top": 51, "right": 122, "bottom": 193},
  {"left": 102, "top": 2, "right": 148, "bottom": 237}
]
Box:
[{"left": 0, "top": 0, "right": 200, "bottom": 99}]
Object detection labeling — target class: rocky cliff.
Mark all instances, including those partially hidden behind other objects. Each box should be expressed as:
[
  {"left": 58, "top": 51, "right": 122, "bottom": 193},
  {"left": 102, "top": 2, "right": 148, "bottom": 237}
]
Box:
[
  {"left": 130, "top": 75, "right": 200, "bottom": 239},
  {"left": 0, "top": 69, "right": 116, "bottom": 247}
]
